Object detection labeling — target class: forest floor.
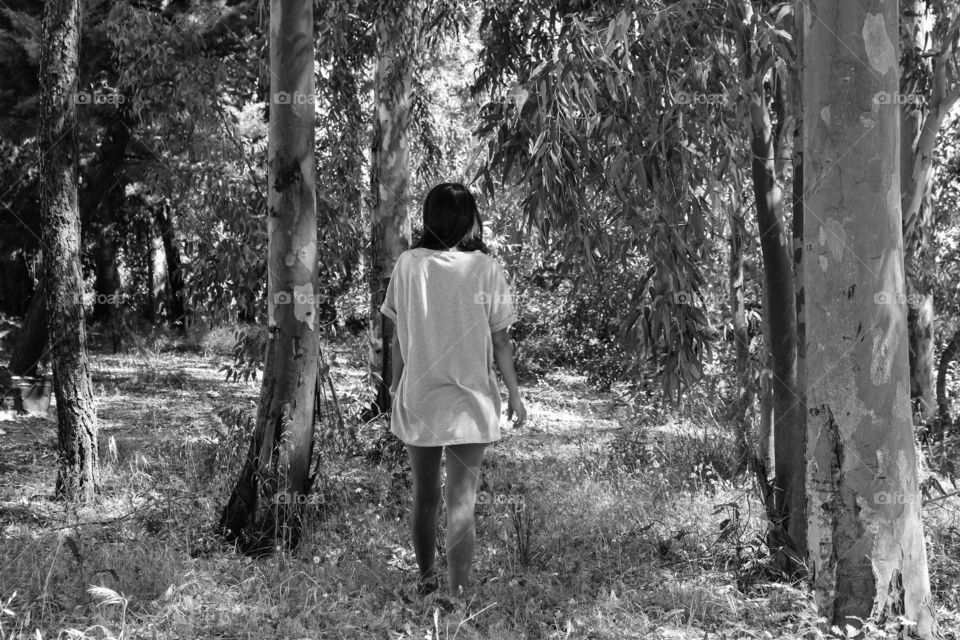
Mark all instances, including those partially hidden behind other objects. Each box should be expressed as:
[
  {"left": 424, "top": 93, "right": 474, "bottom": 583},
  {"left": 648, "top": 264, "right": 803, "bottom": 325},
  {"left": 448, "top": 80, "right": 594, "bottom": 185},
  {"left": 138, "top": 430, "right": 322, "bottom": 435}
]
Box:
[{"left": 1, "top": 328, "right": 959, "bottom": 639}]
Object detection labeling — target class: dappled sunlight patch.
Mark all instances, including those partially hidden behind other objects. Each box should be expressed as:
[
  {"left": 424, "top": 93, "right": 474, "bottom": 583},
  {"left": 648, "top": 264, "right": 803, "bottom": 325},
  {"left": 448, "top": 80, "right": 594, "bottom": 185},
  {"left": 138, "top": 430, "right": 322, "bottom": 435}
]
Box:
[{"left": 1, "top": 334, "right": 956, "bottom": 637}]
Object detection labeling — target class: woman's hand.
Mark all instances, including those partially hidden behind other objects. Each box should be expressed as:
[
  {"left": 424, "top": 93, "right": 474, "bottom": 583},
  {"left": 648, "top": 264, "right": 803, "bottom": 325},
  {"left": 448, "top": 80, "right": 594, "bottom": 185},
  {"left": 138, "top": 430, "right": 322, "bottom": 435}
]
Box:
[
  {"left": 506, "top": 393, "right": 526, "bottom": 428},
  {"left": 390, "top": 330, "right": 403, "bottom": 397},
  {"left": 492, "top": 328, "right": 525, "bottom": 429}
]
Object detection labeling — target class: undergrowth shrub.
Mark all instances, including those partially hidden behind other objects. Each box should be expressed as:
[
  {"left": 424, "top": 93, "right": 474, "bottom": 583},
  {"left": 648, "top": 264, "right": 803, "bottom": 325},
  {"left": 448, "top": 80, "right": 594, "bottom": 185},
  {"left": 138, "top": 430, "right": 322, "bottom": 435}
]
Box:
[{"left": 511, "top": 264, "right": 638, "bottom": 390}]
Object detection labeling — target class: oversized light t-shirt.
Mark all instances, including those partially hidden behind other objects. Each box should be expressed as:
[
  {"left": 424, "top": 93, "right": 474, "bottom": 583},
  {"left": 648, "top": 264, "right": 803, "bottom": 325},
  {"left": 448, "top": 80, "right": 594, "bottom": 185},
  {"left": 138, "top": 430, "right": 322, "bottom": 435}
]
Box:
[{"left": 379, "top": 248, "right": 517, "bottom": 446}]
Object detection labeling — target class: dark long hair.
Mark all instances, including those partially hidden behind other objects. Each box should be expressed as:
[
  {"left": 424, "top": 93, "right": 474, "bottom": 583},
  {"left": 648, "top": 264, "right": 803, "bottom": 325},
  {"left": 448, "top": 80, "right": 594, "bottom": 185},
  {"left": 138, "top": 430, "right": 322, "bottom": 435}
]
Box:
[{"left": 414, "top": 182, "right": 489, "bottom": 253}]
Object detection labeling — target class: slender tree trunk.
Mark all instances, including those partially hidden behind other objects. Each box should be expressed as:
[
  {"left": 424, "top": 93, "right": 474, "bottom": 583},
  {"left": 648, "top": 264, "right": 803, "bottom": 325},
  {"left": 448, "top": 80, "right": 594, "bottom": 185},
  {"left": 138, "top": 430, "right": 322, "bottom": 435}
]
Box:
[
  {"left": 154, "top": 200, "right": 186, "bottom": 329},
  {"left": 900, "top": 1, "right": 959, "bottom": 423},
  {"left": 757, "top": 354, "right": 774, "bottom": 471},
  {"left": 803, "top": 2, "right": 936, "bottom": 634},
  {"left": 81, "top": 107, "right": 133, "bottom": 325},
  {"left": 8, "top": 279, "right": 48, "bottom": 376},
  {"left": 367, "top": 3, "right": 416, "bottom": 416},
  {"left": 789, "top": 0, "right": 808, "bottom": 567},
  {"left": 147, "top": 228, "right": 166, "bottom": 322},
  {"left": 219, "top": 0, "right": 319, "bottom": 554},
  {"left": 900, "top": 0, "right": 933, "bottom": 424},
  {"left": 735, "top": 0, "right": 805, "bottom": 568},
  {"left": 907, "top": 290, "right": 936, "bottom": 419},
  {"left": 772, "top": 66, "right": 807, "bottom": 568},
  {"left": 91, "top": 231, "right": 121, "bottom": 322},
  {"left": 728, "top": 202, "right": 752, "bottom": 471},
  {"left": 930, "top": 328, "right": 960, "bottom": 473},
  {"left": 40, "top": 0, "right": 101, "bottom": 502},
  {"left": 935, "top": 328, "right": 960, "bottom": 427}
]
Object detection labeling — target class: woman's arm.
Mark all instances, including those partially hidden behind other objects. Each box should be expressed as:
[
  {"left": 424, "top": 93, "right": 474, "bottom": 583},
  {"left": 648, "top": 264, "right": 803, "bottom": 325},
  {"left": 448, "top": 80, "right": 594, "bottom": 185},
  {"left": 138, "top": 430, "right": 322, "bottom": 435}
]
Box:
[
  {"left": 492, "top": 328, "right": 526, "bottom": 427},
  {"left": 390, "top": 327, "right": 403, "bottom": 394}
]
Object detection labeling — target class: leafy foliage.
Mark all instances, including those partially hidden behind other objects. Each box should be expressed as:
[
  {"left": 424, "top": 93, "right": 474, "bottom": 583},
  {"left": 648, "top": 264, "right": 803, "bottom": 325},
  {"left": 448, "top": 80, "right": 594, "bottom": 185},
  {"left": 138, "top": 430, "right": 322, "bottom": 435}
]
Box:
[{"left": 471, "top": 1, "right": 757, "bottom": 398}]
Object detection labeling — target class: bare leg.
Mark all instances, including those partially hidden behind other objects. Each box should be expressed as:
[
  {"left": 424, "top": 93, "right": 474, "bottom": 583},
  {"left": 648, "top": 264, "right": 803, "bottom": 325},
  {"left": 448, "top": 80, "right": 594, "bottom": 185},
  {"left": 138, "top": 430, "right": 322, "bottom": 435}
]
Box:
[
  {"left": 406, "top": 444, "right": 443, "bottom": 590},
  {"left": 443, "top": 443, "right": 486, "bottom": 597}
]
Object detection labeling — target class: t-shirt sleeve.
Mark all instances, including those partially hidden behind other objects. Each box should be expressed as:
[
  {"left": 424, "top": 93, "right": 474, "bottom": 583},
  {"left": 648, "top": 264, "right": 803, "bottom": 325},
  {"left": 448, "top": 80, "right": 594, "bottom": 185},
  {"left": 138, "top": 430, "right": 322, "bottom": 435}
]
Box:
[
  {"left": 488, "top": 260, "right": 517, "bottom": 333},
  {"left": 379, "top": 257, "right": 400, "bottom": 322}
]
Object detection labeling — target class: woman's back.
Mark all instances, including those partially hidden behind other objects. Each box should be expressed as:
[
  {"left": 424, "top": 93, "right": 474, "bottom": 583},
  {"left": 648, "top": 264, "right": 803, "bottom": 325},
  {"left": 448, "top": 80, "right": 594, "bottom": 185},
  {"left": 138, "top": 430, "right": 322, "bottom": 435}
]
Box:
[{"left": 381, "top": 247, "right": 516, "bottom": 446}]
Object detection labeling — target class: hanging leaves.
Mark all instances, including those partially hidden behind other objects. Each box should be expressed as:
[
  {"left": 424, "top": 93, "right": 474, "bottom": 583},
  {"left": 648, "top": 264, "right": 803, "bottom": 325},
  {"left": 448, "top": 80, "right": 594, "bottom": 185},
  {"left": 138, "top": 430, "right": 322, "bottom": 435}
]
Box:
[{"left": 472, "top": 0, "right": 743, "bottom": 399}]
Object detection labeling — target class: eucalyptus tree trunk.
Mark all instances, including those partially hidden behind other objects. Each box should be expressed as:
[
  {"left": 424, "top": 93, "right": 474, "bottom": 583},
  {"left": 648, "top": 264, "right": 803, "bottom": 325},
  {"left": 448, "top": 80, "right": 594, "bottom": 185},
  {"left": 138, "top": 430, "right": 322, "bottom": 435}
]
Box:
[
  {"left": 220, "top": 0, "right": 319, "bottom": 554},
  {"left": 40, "top": 0, "right": 101, "bottom": 501},
  {"left": 727, "top": 202, "right": 752, "bottom": 471},
  {"left": 789, "top": 0, "right": 807, "bottom": 563},
  {"left": 734, "top": 0, "right": 805, "bottom": 569},
  {"left": 147, "top": 229, "right": 165, "bottom": 322},
  {"left": 153, "top": 200, "right": 186, "bottom": 329},
  {"left": 900, "top": 0, "right": 933, "bottom": 423},
  {"left": 900, "top": 0, "right": 960, "bottom": 422},
  {"left": 907, "top": 278, "right": 935, "bottom": 420},
  {"left": 368, "top": 2, "right": 416, "bottom": 415},
  {"left": 936, "top": 327, "right": 960, "bottom": 427},
  {"left": 803, "top": 2, "right": 936, "bottom": 634}
]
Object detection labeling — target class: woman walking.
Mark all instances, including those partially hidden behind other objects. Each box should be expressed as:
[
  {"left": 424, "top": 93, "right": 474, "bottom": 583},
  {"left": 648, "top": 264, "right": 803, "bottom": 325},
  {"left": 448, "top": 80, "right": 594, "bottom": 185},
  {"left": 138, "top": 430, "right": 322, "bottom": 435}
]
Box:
[{"left": 380, "top": 182, "right": 526, "bottom": 599}]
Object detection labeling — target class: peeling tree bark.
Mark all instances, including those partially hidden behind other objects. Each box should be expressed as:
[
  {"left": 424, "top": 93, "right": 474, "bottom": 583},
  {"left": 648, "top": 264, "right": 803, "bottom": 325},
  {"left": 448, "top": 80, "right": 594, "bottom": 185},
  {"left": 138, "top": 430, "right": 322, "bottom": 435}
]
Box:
[
  {"left": 220, "top": 0, "right": 319, "bottom": 554},
  {"left": 367, "top": 2, "right": 415, "bottom": 416},
  {"left": 803, "top": 2, "right": 937, "bottom": 635},
  {"left": 40, "top": 0, "right": 101, "bottom": 502}
]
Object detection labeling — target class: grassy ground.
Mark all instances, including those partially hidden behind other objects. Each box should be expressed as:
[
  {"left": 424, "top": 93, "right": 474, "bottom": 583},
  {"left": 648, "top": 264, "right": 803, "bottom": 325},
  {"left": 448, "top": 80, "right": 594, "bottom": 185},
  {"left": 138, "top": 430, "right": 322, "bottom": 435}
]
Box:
[{"left": 1, "top": 329, "right": 959, "bottom": 639}]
